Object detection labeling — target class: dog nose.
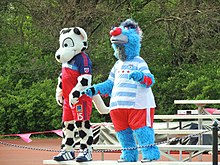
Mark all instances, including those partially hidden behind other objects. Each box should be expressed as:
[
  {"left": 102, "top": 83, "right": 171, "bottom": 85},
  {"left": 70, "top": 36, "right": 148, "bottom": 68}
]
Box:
[
  {"left": 110, "top": 27, "right": 122, "bottom": 36},
  {"left": 56, "top": 55, "right": 60, "bottom": 60}
]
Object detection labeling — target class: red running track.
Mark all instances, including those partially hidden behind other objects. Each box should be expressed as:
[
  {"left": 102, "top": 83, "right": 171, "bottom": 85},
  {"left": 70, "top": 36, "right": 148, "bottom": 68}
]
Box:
[{"left": 0, "top": 138, "right": 218, "bottom": 165}]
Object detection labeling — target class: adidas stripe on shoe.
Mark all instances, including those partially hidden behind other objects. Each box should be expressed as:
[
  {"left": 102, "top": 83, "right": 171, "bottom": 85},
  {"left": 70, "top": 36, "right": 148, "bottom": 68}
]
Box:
[
  {"left": 53, "top": 151, "right": 75, "bottom": 161},
  {"left": 76, "top": 148, "right": 92, "bottom": 162}
]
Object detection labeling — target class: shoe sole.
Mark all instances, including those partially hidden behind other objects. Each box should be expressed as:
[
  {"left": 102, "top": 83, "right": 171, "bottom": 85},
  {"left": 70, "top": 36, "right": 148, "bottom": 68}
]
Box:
[
  {"left": 141, "top": 160, "right": 153, "bottom": 163},
  {"left": 53, "top": 158, "right": 75, "bottom": 161},
  {"left": 76, "top": 159, "right": 92, "bottom": 162}
]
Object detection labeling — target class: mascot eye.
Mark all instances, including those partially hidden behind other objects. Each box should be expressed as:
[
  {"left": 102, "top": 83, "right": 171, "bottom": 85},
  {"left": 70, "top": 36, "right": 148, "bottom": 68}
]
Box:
[
  {"left": 62, "top": 38, "right": 74, "bottom": 48},
  {"left": 111, "top": 26, "right": 115, "bottom": 30}
]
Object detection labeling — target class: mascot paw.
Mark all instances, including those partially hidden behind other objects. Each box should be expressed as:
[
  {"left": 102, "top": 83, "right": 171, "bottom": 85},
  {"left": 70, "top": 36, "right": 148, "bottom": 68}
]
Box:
[
  {"left": 56, "top": 91, "right": 63, "bottom": 106},
  {"left": 82, "top": 86, "right": 96, "bottom": 97},
  {"left": 128, "top": 71, "right": 144, "bottom": 82},
  {"left": 69, "top": 90, "right": 81, "bottom": 107},
  {"left": 56, "top": 96, "right": 63, "bottom": 106}
]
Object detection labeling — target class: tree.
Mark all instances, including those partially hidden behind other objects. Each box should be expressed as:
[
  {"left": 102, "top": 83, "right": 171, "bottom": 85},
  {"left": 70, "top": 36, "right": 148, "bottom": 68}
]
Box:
[{"left": 0, "top": 0, "right": 219, "bottom": 134}]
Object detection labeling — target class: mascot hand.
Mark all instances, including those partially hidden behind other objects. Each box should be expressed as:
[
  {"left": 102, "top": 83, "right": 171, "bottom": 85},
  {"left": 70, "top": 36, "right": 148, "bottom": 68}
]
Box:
[
  {"left": 56, "top": 92, "right": 63, "bottom": 106},
  {"left": 69, "top": 89, "right": 81, "bottom": 107},
  {"left": 129, "top": 71, "right": 144, "bottom": 82},
  {"left": 82, "top": 86, "right": 96, "bottom": 97},
  {"left": 56, "top": 73, "right": 63, "bottom": 106}
]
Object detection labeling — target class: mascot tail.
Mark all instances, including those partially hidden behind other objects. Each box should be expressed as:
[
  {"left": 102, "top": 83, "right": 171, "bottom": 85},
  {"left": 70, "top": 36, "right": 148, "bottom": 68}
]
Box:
[{"left": 92, "top": 94, "right": 109, "bottom": 114}]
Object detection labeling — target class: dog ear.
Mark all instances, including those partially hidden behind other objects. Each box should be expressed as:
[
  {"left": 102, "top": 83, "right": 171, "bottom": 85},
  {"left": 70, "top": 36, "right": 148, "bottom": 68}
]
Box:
[
  {"left": 75, "top": 27, "right": 88, "bottom": 51},
  {"left": 81, "top": 41, "right": 88, "bottom": 51},
  {"left": 75, "top": 27, "right": 88, "bottom": 41},
  {"left": 73, "top": 27, "right": 81, "bottom": 35},
  {"left": 60, "top": 28, "right": 71, "bottom": 35}
]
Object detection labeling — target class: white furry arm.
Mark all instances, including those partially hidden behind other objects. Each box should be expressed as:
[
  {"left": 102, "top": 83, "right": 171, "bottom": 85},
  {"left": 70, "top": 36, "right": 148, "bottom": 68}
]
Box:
[
  {"left": 56, "top": 73, "right": 63, "bottom": 106},
  {"left": 69, "top": 74, "right": 92, "bottom": 107},
  {"left": 92, "top": 94, "right": 109, "bottom": 114}
]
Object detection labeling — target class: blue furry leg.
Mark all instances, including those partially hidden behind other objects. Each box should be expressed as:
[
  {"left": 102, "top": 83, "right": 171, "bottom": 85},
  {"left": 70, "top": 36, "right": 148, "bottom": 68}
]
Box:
[
  {"left": 133, "top": 126, "right": 160, "bottom": 161},
  {"left": 116, "top": 128, "right": 138, "bottom": 162}
]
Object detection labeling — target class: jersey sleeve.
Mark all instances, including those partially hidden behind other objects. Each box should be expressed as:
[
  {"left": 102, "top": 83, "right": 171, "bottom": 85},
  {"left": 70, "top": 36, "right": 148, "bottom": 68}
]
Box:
[
  {"left": 138, "top": 58, "right": 155, "bottom": 87},
  {"left": 138, "top": 59, "right": 151, "bottom": 74},
  {"left": 75, "top": 53, "right": 92, "bottom": 74}
]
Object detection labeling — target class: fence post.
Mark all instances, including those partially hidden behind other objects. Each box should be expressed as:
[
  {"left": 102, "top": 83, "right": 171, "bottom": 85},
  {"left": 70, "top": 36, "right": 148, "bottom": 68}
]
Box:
[{"left": 212, "top": 120, "right": 218, "bottom": 165}]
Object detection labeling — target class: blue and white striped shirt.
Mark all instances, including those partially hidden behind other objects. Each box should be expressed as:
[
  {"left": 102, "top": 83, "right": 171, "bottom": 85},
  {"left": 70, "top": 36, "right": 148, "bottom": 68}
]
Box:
[{"left": 108, "top": 56, "right": 156, "bottom": 110}]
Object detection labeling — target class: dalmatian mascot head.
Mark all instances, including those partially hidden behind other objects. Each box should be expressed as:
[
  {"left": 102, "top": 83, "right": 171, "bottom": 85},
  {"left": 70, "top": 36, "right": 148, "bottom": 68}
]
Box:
[{"left": 55, "top": 27, "right": 88, "bottom": 63}]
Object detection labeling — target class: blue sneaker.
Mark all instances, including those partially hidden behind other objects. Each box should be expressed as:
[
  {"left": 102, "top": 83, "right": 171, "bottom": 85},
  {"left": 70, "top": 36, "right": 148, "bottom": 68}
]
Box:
[
  {"left": 53, "top": 151, "right": 75, "bottom": 161},
  {"left": 75, "top": 148, "right": 92, "bottom": 162}
]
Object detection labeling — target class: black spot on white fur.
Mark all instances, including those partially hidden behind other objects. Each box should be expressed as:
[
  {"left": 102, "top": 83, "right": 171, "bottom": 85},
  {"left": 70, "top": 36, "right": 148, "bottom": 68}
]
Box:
[
  {"left": 66, "top": 138, "right": 74, "bottom": 146},
  {"left": 73, "top": 28, "right": 81, "bottom": 35},
  {"left": 79, "top": 130, "right": 87, "bottom": 139},
  {"left": 67, "top": 124, "right": 75, "bottom": 131},
  {"left": 59, "top": 82, "right": 62, "bottom": 89},
  {"left": 83, "top": 41, "right": 87, "bottom": 47},
  {"left": 84, "top": 121, "right": 91, "bottom": 129},
  {"left": 80, "top": 144, "right": 87, "bottom": 150},
  {"left": 61, "top": 121, "right": 93, "bottom": 151},
  {"left": 61, "top": 144, "right": 65, "bottom": 149},
  {"left": 72, "top": 91, "right": 80, "bottom": 98},
  {"left": 62, "top": 132, "right": 65, "bottom": 139},
  {"left": 81, "top": 42, "right": 88, "bottom": 51},
  {"left": 81, "top": 47, "right": 86, "bottom": 51},
  {"left": 62, "top": 122, "right": 65, "bottom": 128},
  {"left": 75, "top": 121, "right": 82, "bottom": 128},
  {"left": 80, "top": 78, "right": 88, "bottom": 86},
  {"left": 87, "top": 136, "right": 93, "bottom": 145},
  {"left": 62, "top": 29, "right": 71, "bottom": 34}
]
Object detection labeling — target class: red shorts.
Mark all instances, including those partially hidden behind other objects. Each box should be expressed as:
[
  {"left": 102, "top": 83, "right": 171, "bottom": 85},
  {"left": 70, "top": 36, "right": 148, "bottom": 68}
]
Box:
[
  {"left": 62, "top": 95, "right": 92, "bottom": 121},
  {"left": 110, "top": 108, "right": 155, "bottom": 132}
]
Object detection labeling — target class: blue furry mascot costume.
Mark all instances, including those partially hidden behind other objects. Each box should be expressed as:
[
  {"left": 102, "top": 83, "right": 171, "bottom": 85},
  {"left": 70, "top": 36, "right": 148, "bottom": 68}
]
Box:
[{"left": 82, "top": 19, "right": 160, "bottom": 162}]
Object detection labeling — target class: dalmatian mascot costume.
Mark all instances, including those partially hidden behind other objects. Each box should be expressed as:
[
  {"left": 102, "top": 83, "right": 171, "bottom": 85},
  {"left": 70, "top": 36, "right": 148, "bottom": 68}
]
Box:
[
  {"left": 53, "top": 27, "right": 109, "bottom": 162},
  {"left": 82, "top": 19, "right": 160, "bottom": 162}
]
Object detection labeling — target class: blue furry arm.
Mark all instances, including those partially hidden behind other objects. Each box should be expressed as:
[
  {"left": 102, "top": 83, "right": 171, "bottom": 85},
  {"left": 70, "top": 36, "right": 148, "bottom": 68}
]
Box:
[
  {"left": 129, "top": 71, "right": 155, "bottom": 88},
  {"left": 82, "top": 79, "right": 114, "bottom": 97}
]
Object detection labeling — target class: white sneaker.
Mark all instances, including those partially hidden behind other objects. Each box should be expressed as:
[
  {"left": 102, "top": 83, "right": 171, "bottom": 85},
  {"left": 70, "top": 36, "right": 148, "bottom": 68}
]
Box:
[
  {"left": 117, "top": 158, "right": 128, "bottom": 163},
  {"left": 141, "top": 158, "right": 153, "bottom": 163},
  {"left": 53, "top": 151, "right": 75, "bottom": 161},
  {"left": 76, "top": 148, "right": 92, "bottom": 162}
]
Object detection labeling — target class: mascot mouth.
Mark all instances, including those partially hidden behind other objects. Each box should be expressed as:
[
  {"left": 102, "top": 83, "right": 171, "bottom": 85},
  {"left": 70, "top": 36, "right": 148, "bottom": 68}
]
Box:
[
  {"left": 110, "top": 34, "right": 128, "bottom": 44},
  {"left": 115, "top": 45, "right": 126, "bottom": 61}
]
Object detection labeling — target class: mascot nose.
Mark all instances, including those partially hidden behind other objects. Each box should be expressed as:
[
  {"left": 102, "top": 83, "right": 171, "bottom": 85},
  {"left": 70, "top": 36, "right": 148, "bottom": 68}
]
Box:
[
  {"left": 110, "top": 27, "right": 122, "bottom": 36},
  {"left": 56, "top": 54, "right": 60, "bottom": 60}
]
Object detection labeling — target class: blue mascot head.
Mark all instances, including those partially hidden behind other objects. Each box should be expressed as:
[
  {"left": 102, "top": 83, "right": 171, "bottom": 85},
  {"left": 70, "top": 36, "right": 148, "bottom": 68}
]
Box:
[{"left": 110, "top": 19, "right": 142, "bottom": 61}]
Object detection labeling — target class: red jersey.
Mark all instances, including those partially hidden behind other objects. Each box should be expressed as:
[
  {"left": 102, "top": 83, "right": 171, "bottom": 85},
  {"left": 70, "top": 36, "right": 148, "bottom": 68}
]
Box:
[{"left": 61, "top": 52, "right": 93, "bottom": 121}]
